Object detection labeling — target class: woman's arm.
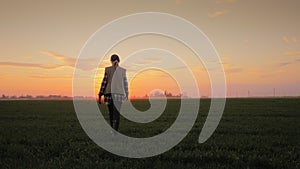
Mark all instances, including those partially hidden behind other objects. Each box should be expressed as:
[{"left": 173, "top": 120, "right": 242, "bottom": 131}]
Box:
[
  {"left": 99, "top": 69, "right": 108, "bottom": 97},
  {"left": 123, "top": 70, "right": 128, "bottom": 99}
]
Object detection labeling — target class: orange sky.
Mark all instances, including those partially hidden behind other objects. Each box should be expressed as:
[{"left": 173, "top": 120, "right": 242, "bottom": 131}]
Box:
[
  {"left": 1, "top": 0, "right": 300, "bottom": 98},
  {"left": 126, "top": 70, "right": 181, "bottom": 98}
]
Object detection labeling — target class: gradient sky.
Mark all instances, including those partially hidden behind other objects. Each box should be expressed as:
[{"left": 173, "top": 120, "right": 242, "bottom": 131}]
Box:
[{"left": 1, "top": 0, "right": 300, "bottom": 97}]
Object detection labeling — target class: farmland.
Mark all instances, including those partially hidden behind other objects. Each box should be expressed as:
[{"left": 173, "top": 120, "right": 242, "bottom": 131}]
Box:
[{"left": 0, "top": 98, "right": 299, "bottom": 169}]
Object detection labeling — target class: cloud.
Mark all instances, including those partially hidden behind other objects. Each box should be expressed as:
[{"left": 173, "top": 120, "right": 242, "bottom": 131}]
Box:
[
  {"left": 201, "top": 58, "right": 242, "bottom": 74},
  {"left": 208, "top": 10, "right": 226, "bottom": 18},
  {"left": 282, "top": 36, "right": 289, "bottom": 43},
  {"left": 283, "top": 51, "right": 300, "bottom": 56},
  {"left": 169, "top": 66, "right": 187, "bottom": 71},
  {"left": 277, "top": 59, "right": 300, "bottom": 67},
  {"left": 133, "top": 60, "right": 156, "bottom": 66},
  {"left": 225, "top": 67, "right": 243, "bottom": 73},
  {"left": 29, "top": 72, "right": 93, "bottom": 79},
  {"left": 0, "top": 51, "right": 74, "bottom": 70},
  {"left": 40, "top": 51, "right": 76, "bottom": 67},
  {"left": 0, "top": 62, "right": 66, "bottom": 69},
  {"left": 210, "top": 0, "right": 237, "bottom": 18},
  {"left": 282, "top": 36, "right": 298, "bottom": 44},
  {"left": 131, "top": 56, "right": 163, "bottom": 66},
  {"left": 41, "top": 50, "right": 108, "bottom": 71},
  {"left": 278, "top": 62, "right": 292, "bottom": 67},
  {"left": 257, "top": 68, "right": 287, "bottom": 78},
  {"left": 1, "top": 51, "right": 108, "bottom": 71},
  {"left": 218, "top": 57, "right": 242, "bottom": 74},
  {"left": 29, "top": 74, "right": 72, "bottom": 79},
  {"left": 198, "top": 64, "right": 242, "bottom": 74},
  {"left": 143, "top": 57, "right": 163, "bottom": 62}
]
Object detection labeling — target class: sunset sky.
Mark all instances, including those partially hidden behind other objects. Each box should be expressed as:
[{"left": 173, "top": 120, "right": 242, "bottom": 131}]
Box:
[{"left": 1, "top": 0, "right": 300, "bottom": 98}]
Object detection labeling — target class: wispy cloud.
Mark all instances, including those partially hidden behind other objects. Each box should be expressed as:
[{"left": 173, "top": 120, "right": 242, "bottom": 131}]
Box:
[
  {"left": 282, "top": 36, "right": 289, "bottom": 43},
  {"left": 0, "top": 62, "right": 66, "bottom": 69},
  {"left": 143, "top": 57, "right": 163, "bottom": 62},
  {"left": 40, "top": 51, "right": 76, "bottom": 67},
  {"left": 169, "top": 66, "right": 187, "bottom": 71},
  {"left": 278, "top": 62, "right": 292, "bottom": 67},
  {"left": 210, "top": 0, "right": 237, "bottom": 18},
  {"left": 131, "top": 56, "right": 163, "bottom": 66},
  {"left": 29, "top": 74, "right": 72, "bottom": 79},
  {"left": 28, "top": 72, "right": 93, "bottom": 79},
  {"left": 217, "top": 56, "right": 243, "bottom": 74},
  {"left": 226, "top": 67, "right": 243, "bottom": 73},
  {"left": 208, "top": 10, "right": 226, "bottom": 18},
  {"left": 0, "top": 50, "right": 108, "bottom": 71},
  {"left": 277, "top": 58, "right": 300, "bottom": 67},
  {"left": 292, "top": 37, "right": 298, "bottom": 43},
  {"left": 202, "top": 56, "right": 242, "bottom": 74},
  {"left": 283, "top": 51, "right": 300, "bottom": 56},
  {"left": 282, "top": 36, "right": 298, "bottom": 44},
  {"left": 133, "top": 61, "right": 156, "bottom": 66},
  {"left": 40, "top": 50, "right": 104, "bottom": 70}
]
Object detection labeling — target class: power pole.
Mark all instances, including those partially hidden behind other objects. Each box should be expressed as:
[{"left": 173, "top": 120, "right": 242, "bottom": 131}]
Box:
[{"left": 273, "top": 88, "right": 275, "bottom": 97}]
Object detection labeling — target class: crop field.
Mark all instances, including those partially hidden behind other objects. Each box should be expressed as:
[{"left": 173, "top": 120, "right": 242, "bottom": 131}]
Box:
[{"left": 0, "top": 98, "right": 299, "bottom": 169}]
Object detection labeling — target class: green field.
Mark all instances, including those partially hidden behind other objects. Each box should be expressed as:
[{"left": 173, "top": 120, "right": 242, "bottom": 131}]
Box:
[{"left": 0, "top": 98, "right": 299, "bottom": 169}]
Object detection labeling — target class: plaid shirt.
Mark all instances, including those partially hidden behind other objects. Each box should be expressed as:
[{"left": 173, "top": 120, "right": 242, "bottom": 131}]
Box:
[
  {"left": 99, "top": 69, "right": 128, "bottom": 104},
  {"left": 103, "top": 93, "right": 126, "bottom": 105}
]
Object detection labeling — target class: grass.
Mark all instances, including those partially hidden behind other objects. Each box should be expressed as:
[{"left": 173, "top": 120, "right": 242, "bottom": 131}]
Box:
[{"left": 0, "top": 98, "right": 299, "bottom": 169}]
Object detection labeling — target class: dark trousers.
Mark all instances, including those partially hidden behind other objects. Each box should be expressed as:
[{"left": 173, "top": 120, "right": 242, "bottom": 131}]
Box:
[{"left": 108, "top": 101, "right": 122, "bottom": 131}]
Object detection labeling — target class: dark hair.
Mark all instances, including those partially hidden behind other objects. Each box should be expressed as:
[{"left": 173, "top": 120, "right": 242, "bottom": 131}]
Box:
[
  {"left": 111, "top": 54, "right": 120, "bottom": 62},
  {"left": 111, "top": 54, "right": 120, "bottom": 66}
]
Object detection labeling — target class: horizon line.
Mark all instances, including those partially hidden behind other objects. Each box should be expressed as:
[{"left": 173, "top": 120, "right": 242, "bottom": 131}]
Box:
[{"left": 1, "top": 95, "right": 300, "bottom": 101}]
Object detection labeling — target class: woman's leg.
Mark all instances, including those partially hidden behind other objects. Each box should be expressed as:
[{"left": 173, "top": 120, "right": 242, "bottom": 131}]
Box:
[
  {"left": 108, "top": 103, "right": 114, "bottom": 128},
  {"left": 104, "top": 94, "right": 114, "bottom": 128},
  {"left": 112, "top": 101, "right": 122, "bottom": 131}
]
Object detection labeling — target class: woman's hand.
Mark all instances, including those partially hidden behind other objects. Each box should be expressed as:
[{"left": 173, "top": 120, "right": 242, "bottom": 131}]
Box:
[
  {"left": 124, "top": 94, "right": 128, "bottom": 101},
  {"left": 98, "top": 94, "right": 102, "bottom": 104}
]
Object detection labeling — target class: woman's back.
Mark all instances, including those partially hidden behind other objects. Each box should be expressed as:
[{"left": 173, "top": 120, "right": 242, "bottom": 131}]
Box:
[{"left": 104, "top": 65, "right": 127, "bottom": 95}]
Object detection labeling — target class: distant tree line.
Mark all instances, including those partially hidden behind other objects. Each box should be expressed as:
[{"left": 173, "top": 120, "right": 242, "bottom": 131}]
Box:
[{"left": 0, "top": 94, "right": 73, "bottom": 100}]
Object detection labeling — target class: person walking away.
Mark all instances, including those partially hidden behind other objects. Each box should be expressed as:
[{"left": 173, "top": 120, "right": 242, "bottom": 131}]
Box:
[{"left": 98, "top": 54, "right": 128, "bottom": 131}]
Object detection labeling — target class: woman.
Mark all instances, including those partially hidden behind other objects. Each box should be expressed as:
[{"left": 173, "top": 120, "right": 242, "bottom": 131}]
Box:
[{"left": 98, "top": 54, "right": 128, "bottom": 131}]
